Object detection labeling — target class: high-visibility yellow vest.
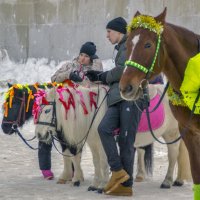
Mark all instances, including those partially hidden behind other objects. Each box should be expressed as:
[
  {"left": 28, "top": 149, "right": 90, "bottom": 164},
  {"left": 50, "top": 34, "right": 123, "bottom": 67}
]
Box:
[{"left": 180, "top": 53, "right": 200, "bottom": 114}]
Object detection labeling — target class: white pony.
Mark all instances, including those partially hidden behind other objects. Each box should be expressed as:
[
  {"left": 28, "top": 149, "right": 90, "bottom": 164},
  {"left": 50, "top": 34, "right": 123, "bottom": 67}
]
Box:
[
  {"left": 35, "top": 82, "right": 191, "bottom": 190},
  {"left": 35, "top": 82, "right": 109, "bottom": 191},
  {"left": 134, "top": 84, "right": 192, "bottom": 188}
]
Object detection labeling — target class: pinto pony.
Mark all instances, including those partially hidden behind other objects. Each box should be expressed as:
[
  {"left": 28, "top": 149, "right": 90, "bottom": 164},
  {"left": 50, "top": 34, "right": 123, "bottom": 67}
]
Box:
[
  {"left": 35, "top": 81, "right": 191, "bottom": 189},
  {"left": 34, "top": 82, "right": 109, "bottom": 191},
  {"left": 119, "top": 8, "right": 200, "bottom": 199}
]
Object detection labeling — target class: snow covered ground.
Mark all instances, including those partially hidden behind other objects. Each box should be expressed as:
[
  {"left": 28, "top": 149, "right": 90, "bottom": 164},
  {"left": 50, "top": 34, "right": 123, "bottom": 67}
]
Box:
[{"left": 0, "top": 51, "right": 193, "bottom": 199}]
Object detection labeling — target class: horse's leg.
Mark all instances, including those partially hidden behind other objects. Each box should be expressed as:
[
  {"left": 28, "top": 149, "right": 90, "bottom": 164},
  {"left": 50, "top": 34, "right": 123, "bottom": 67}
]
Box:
[
  {"left": 160, "top": 129, "right": 180, "bottom": 189},
  {"left": 87, "top": 142, "right": 104, "bottom": 191},
  {"left": 97, "top": 143, "right": 110, "bottom": 192},
  {"left": 57, "top": 150, "right": 73, "bottom": 184},
  {"left": 71, "top": 152, "right": 84, "bottom": 186},
  {"left": 173, "top": 139, "right": 192, "bottom": 186},
  {"left": 135, "top": 147, "right": 146, "bottom": 182},
  {"left": 181, "top": 129, "right": 200, "bottom": 200}
]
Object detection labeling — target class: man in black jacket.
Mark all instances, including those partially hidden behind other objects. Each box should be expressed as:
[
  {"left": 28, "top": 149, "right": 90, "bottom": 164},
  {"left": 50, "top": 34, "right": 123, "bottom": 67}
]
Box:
[{"left": 86, "top": 17, "right": 144, "bottom": 196}]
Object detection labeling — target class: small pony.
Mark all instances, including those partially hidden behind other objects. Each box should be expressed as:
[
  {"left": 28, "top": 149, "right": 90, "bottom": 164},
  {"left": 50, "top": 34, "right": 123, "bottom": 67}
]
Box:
[
  {"left": 35, "top": 81, "right": 191, "bottom": 190},
  {"left": 35, "top": 81, "right": 109, "bottom": 192}
]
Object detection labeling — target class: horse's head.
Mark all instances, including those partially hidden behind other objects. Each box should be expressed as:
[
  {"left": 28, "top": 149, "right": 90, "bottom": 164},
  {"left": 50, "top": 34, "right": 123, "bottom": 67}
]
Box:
[
  {"left": 1, "top": 85, "right": 36, "bottom": 134},
  {"left": 35, "top": 88, "right": 57, "bottom": 144},
  {"left": 120, "top": 8, "right": 167, "bottom": 100}
]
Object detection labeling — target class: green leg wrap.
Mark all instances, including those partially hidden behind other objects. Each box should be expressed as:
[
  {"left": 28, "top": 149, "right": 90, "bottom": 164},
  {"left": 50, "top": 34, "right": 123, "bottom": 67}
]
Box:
[{"left": 193, "top": 184, "right": 200, "bottom": 200}]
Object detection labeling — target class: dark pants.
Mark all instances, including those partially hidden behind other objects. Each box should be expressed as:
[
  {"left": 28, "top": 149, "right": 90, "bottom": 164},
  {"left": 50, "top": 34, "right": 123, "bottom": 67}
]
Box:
[
  {"left": 38, "top": 141, "right": 52, "bottom": 170},
  {"left": 98, "top": 100, "right": 143, "bottom": 187}
]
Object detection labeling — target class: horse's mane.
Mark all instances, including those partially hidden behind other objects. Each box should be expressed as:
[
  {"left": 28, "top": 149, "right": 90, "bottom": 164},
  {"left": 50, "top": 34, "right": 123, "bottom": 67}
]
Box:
[
  {"left": 164, "top": 22, "right": 200, "bottom": 55},
  {"left": 166, "top": 23, "right": 199, "bottom": 38}
]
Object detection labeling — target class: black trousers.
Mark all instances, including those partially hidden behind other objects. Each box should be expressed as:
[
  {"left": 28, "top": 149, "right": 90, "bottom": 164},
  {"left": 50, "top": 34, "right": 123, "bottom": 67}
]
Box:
[
  {"left": 38, "top": 141, "right": 52, "bottom": 170},
  {"left": 98, "top": 100, "right": 144, "bottom": 187}
]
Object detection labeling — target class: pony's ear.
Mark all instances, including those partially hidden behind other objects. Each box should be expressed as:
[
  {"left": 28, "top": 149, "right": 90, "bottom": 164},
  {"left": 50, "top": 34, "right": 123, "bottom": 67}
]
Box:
[
  {"left": 134, "top": 11, "right": 141, "bottom": 17},
  {"left": 7, "top": 83, "right": 13, "bottom": 88},
  {"left": 155, "top": 7, "right": 167, "bottom": 24}
]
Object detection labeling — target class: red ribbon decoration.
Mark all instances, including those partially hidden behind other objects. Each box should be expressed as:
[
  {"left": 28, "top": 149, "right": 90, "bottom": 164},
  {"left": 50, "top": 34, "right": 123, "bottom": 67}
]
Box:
[{"left": 89, "top": 91, "right": 97, "bottom": 111}]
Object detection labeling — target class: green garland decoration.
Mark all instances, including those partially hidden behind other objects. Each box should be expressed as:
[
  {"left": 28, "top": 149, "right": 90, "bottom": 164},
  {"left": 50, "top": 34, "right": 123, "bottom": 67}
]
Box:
[{"left": 167, "top": 85, "right": 187, "bottom": 107}]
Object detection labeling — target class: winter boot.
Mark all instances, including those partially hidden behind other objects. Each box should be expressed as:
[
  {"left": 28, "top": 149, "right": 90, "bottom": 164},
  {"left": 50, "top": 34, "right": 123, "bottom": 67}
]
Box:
[
  {"left": 41, "top": 170, "right": 54, "bottom": 180},
  {"left": 105, "top": 184, "right": 133, "bottom": 196},
  {"left": 103, "top": 169, "right": 130, "bottom": 193}
]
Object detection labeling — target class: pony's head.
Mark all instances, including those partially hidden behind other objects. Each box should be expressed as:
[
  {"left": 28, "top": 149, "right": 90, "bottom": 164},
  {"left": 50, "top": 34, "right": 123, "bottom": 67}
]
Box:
[
  {"left": 120, "top": 8, "right": 167, "bottom": 100},
  {"left": 35, "top": 88, "right": 58, "bottom": 144},
  {"left": 1, "top": 84, "right": 37, "bottom": 134}
]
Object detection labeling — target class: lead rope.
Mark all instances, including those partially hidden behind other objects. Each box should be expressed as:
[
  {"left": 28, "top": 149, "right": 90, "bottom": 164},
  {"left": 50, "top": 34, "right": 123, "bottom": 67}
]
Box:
[
  {"left": 146, "top": 88, "right": 200, "bottom": 145},
  {"left": 145, "top": 37, "right": 200, "bottom": 144},
  {"left": 51, "top": 85, "right": 109, "bottom": 157}
]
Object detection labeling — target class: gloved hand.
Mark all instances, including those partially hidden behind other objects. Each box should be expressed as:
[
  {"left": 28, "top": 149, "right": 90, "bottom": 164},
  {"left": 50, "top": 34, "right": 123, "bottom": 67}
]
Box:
[
  {"left": 85, "top": 70, "right": 102, "bottom": 82},
  {"left": 69, "top": 72, "right": 82, "bottom": 82},
  {"left": 99, "top": 71, "right": 108, "bottom": 84}
]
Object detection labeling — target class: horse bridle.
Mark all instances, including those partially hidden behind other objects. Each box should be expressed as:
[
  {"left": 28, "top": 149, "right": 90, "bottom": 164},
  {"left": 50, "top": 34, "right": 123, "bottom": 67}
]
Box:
[
  {"left": 37, "top": 101, "right": 57, "bottom": 129},
  {"left": 41, "top": 85, "right": 109, "bottom": 157},
  {"left": 124, "top": 27, "right": 200, "bottom": 145},
  {"left": 125, "top": 34, "right": 162, "bottom": 81},
  {"left": 2, "top": 92, "right": 26, "bottom": 133},
  {"left": 124, "top": 32, "right": 178, "bottom": 144}
]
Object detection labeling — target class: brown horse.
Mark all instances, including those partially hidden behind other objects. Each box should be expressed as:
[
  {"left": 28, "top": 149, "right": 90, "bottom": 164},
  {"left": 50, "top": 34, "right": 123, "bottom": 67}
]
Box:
[{"left": 119, "top": 8, "right": 200, "bottom": 200}]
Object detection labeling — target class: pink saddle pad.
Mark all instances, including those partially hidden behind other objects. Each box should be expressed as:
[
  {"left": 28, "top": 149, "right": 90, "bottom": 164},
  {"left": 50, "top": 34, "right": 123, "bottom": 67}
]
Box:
[{"left": 137, "top": 94, "right": 165, "bottom": 132}]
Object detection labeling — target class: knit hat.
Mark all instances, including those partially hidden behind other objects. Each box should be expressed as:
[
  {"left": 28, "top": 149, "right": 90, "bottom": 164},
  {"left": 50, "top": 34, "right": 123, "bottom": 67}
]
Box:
[
  {"left": 106, "top": 17, "right": 127, "bottom": 34},
  {"left": 80, "top": 42, "right": 97, "bottom": 58}
]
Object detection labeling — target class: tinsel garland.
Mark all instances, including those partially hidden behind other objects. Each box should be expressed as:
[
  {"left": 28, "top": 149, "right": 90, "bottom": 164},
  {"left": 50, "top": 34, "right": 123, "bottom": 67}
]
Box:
[
  {"left": 167, "top": 85, "right": 187, "bottom": 107},
  {"left": 127, "top": 15, "right": 164, "bottom": 35}
]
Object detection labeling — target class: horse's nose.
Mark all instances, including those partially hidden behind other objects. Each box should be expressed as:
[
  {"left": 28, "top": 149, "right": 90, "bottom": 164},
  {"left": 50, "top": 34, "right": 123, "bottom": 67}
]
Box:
[
  {"left": 1, "top": 124, "right": 14, "bottom": 135},
  {"left": 120, "top": 84, "right": 133, "bottom": 94}
]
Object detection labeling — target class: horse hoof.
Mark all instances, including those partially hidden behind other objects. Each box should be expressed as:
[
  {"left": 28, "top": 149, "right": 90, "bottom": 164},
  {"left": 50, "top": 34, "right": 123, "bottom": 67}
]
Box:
[
  {"left": 160, "top": 183, "right": 171, "bottom": 189},
  {"left": 135, "top": 176, "right": 144, "bottom": 182},
  {"left": 57, "top": 179, "right": 67, "bottom": 184},
  {"left": 88, "top": 186, "right": 98, "bottom": 191},
  {"left": 73, "top": 181, "right": 80, "bottom": 187},
  {"left": 97, "top": 188, "right": 104, "bottom": 194},
  {"left": 173, "top": 181, "right": 183, "bottom": 187}
]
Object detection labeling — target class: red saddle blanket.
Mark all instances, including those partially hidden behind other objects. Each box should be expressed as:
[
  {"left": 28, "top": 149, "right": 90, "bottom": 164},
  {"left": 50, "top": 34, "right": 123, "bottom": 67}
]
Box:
[{"left": 137, "top": 94, "right": 165, "bottom": 132}]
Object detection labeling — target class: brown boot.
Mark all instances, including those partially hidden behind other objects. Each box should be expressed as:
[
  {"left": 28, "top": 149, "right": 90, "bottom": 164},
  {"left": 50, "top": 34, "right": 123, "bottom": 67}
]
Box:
[
  {"left": 105, "top": 184, "right": 133, "bottom": 196},
  {"left": 103, "top": 169, "right": 130, "bottom": 193}
]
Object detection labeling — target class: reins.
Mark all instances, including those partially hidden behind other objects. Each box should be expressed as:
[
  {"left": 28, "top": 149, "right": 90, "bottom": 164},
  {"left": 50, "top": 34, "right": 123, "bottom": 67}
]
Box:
[
  {"left": 144, "top": 37, "right": 200, "bottom": 145},
  {"left": 11, "top": 124, "right": 38, "bottom": 150},
  {"left": 146, "top": 88, "right": 200, "bottom": 144},
  {"left": 134, "top": 81, "right": 169, "bottom": 113},
  {"left": 41, "top": 84, "right": 109, "bottom": 157},
  {"left": 2, "top": 92, "right": 38, "bottom": 149},
  {"left": 127, "top": 24, "right": 200, "bottom": 145}
]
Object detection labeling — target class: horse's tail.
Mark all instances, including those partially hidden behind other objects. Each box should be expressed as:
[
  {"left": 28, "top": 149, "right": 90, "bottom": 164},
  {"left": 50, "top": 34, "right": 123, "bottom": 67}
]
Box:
[
  {"left": 177, "top": 139, "right": 192, "bottom": 181},
  {"left": 140, "top": 144, "right": 153, "bottom": 175}
]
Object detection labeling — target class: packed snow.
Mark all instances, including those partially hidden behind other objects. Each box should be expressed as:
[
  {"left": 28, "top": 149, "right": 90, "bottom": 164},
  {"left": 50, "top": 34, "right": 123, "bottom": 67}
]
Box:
[{"left": 0, "top": 50, "right": 193, "bottom": 199}]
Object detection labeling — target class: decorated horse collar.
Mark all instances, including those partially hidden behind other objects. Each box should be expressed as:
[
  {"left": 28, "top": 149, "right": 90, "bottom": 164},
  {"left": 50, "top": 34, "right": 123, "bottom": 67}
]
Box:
[{"left": 125, "top": 15, "right": 164, "bottom": 75}]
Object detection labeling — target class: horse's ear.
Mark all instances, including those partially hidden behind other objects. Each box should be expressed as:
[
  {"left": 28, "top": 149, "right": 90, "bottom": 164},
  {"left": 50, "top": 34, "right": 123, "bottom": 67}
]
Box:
[
  {"left": 7, "top": 83, "right": 13, "bottom": 88},
  {"left": 155, "top": 7, "right": 167, "bottom": 24},
  {"left": 134, "top": 11, "right": 141, "bottom": 17}
]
